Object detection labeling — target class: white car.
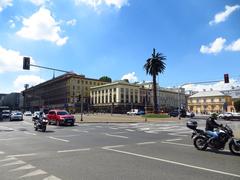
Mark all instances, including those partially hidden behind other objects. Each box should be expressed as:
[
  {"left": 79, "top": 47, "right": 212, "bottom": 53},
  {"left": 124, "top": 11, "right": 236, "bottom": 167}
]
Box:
[
  {"left": 10, "top": 112, "right": 23, "bottom": 121},
  {"left": 24, "top": 111, "right": 32, "bottom": 116},
  {"left": 218, "top": 112, "right": 233, "bottom": 120}
]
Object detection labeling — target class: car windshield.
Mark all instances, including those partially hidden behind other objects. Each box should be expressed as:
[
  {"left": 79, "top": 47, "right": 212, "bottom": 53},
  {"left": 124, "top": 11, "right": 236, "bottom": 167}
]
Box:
[
  {"left": 15, "top": 112, "right": 22, "bottom": 115},
  {"left": 57, "top": 111, "right": 69, "bottom": 115}
]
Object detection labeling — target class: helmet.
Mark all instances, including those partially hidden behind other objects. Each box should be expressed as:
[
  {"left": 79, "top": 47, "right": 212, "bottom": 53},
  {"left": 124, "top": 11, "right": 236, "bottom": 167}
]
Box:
[{"left": 210, "top": 113, "right": 218, "bottom": 120}]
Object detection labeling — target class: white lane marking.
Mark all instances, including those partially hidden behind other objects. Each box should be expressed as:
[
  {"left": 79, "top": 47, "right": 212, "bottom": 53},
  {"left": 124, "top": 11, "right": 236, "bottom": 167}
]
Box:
[
  {"left": 109, "top": 127, "right": 118, "bottom": 130},
  {"left": 7, "top": 153, "right": 37, "bottom": 158},
  {"left": 145, "top": 131, "right": 158, "bottom": 134},
  {"left": 19, "top": 169, "right": 47, "bottom": 179},
  {"left": 0, "top": 151, "right": 5, "bottom": 154},
  {"left": 24, "top": 132, "right": 36, "bottom": 136},
  {"left": 72, "top": 129, "right": 89, "bottom": 133},
  {"left": 58, "top": 148, "right": 91, "bottom": 153},
  {"left": 103, "top": 148, "right": 240, "bottom": 178},
  {"left": 0, "top": 157, "right": 16, "bottom": 162},
  {"left": 161, "top": 141, "right": 193, "bottom": 147},
  {"left": 43, "top": 175, "right": 62, "bottom": 180},
  {"left": 102, "top": 145, "right": 125, "bottom": 149},
  {"left": 23, "top": 121, "right": 32, "bottom": 125},
  {"left": 96, "top": 126, "right": 102, "bottom": 128},
  {"left": 104, "top": 133, "right": 128, "bottom": 139},
  {"left": 112, "top": 132, "right": 126, "bottom": 134},
  {"left": 1, "top": 160, "right": 26, "bottom": 167},
  {"left": 48, "top": 136, "right": 69, "bottom": 142},
  {"left": 137, "top": 142, "right": 156, "bottom": 145},
  {"left": 168, "top": 133, "right": 188, "bottom": 137},
  {"left": 10, "top": 164, "right": 35, "bottom": 172},
  {"left": 126, "top": 129, "right": 135, "bottom": 132},
  {"left": 165, "top": 138, "right": 182, "bottom": 142},
  {"left": 0, "top": 137, "right": 28, "bottom": 141},
  {"left": 54, "top": 134, "right": 80, "bottom": 138},
  {"left": 0, "top": 126, "right": 14, "bottom": 131}
]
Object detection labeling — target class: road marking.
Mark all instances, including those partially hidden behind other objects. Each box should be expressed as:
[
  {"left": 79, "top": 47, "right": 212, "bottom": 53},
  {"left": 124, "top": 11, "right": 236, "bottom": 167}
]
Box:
[
  {"left": 0, "top": 137, "right": 28, "bottom": 141},
  {"left": 137, "top": 142, "right": 156, "bottom": 145},
  {"left": 126, "top": 129, "right": 135, "bottom": 132},
  {"left": 43, "top": 175, "right": 62, "bottom": 180},
  {"left": 7, "top": 153, "right": 37, "bottom": 158},
  {"left": 165, "top": 138, "right": 182, "bottom": 142},
  {"left": 1, "top": 160, "right": 26, "bottom": 167},
  {"left": 10, "top": 164, "right": 35, "bottom": 172},
  {"left": 104, "top": 133, "right": 128, "bottom": 139},
  {"left": 109, "top": 127, "right": 118, "bottom": 130},
  {"left": 23, "top": 121, "right": 32, "bottom": 125},
  {"left": 72, "top": 129, "right": 89, "bottom": 133},
  {"left": 96, "top": 126, "right": 102, "bottom": 128},
  {"left": 0, "top": 151, "right": 5, "bottom": 154},
  {"left": 24, "top": 132, "right": 36, "bottom": 136},
  {"left": 161, "top": 141, "right": 193, "bottom": 147},
  {"left": 0, "top": 157, "right": 16, "bottom": 162},
  {"left": 102, "top": 145, "right": 125, "bottom": 149},
  {"left": 48, "top": 136, "right": 69, "bottom": 142},
  {"left": 103, "top": 148, "right": 240, "bottom": 178},
  {"left": 54, "top": 134, "right": 80, "bottom": 138},
  {"left": 19, "top": 169, "right": 47, "bottom": 179},
  {"left": 58, "top": 148, "right": 91, "bottom": 153}
]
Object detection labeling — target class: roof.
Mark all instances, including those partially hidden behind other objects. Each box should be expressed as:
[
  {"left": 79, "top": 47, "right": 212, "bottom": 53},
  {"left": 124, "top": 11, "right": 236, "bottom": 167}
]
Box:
[{"left": 189, "top": 90, "right": 227, "bottom": 98}]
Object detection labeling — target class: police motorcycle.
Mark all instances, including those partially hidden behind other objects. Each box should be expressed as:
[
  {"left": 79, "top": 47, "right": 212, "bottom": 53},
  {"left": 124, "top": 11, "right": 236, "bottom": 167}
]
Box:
[
  {"left": 186, "top": 120, "right": 240, "bottom": 155},
  {"left": 33, "top": 112, "right": 48, "bottom": 132}
]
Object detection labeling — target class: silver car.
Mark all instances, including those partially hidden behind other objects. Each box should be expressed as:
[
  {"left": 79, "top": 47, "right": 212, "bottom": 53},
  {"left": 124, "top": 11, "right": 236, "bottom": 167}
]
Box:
[{"left": 10, "top": 112, "right": 23, "bottom": 121}]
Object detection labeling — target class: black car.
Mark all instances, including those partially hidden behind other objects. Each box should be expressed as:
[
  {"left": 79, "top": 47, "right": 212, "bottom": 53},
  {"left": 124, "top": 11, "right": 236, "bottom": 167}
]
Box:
[{"left": 168, "top": 110, "right": 179, "bottom": 117}]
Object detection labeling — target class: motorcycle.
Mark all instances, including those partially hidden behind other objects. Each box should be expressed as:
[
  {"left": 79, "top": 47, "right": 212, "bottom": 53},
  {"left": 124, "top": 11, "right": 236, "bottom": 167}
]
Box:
[
  {"left": 186, "top": 120, "right": 240, "bottom": 155},
  {"left": 34, "top": 116, "right": 48, "bottom": 132}
]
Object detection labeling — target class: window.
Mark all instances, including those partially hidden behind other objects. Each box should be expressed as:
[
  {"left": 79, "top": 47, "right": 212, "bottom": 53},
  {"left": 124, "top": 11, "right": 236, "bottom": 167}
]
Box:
[{"left": 85, "top": 81, "right": 88, "bottom": 84}]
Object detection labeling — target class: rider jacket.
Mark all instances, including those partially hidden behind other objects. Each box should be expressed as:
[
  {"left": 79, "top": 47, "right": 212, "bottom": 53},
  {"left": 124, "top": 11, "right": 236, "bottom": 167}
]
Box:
[{"left": 205, "top": 117, "right": 221, "bottom": 131}]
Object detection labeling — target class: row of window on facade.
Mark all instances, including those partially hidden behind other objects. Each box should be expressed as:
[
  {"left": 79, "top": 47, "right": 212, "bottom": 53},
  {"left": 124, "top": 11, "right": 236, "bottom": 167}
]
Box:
[
  {"left": 188, "top": 98, "right": 225, "bottom": 103},
  {"left": 70, "top": 79, "right": 105, "bottom": 86}
]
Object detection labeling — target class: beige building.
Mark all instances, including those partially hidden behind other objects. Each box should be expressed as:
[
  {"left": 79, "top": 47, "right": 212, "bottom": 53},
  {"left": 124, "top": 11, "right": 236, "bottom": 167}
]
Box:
[
  {"left": 188, "top": 90, "right": 233, "bottom": 114},
  {"left": 24, "top": 73, "right": 107, "bottom": 112}
]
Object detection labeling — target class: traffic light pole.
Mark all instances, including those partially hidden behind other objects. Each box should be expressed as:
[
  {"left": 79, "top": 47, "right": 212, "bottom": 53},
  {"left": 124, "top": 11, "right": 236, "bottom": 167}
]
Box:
[{"left": 30, "top": 64, "right": 70, "bottom": 73}]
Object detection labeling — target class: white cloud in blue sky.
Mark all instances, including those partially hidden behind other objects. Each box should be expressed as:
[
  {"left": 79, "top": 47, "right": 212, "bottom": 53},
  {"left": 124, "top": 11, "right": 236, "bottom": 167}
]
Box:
[
  {"left": 200, "top": 37, "right": 226, "bottom": 54},
  {"left": 226, "top": 39, "right": 240, "bottom": 52},
  {"left": 121, "top": 72, "right": 138, "bottom": 83},
  {"left": 74, "top": 0, "right": 129, "bottom": 10},
  {"left": 16, "top": 7, "right": 68, "bottom": 46},
  {"left": 28, "top": 0, "right": 50, "bottom": 6},
  {"left": 209, "top": 4, "right": 240, "bottom": 25},
  {"left": 0, "top": 0, "right": 12, "bottom": 12}
]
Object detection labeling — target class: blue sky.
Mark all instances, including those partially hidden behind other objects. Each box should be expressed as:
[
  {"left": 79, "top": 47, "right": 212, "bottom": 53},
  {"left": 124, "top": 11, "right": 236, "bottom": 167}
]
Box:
[{"left": 0, "top": 0, "right": 240, "bottom": 93}]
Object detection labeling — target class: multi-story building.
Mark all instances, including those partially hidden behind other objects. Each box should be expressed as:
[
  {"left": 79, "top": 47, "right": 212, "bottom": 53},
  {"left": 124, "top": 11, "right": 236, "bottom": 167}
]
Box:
[
  {"left": 23, "top": 72, "right": 107, "bottom": 112},
  {"left": 188, "top": 90, "right": 233, "bottom": 114},
  {"left": 90, "top": 81, "right": 187, "bottom": 113},
  {"left": 90, "top": 80, "right": 146, "bottom": 113}
]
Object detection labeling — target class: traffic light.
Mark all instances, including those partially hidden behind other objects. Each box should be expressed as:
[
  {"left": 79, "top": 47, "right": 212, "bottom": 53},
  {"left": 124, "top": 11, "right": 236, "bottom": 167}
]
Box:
[
  {"left": 224, "top": 74, "right": 229, "bottom": 83},
  {"left": 23, "top": 57, "right": 30, "bottom": 70}
]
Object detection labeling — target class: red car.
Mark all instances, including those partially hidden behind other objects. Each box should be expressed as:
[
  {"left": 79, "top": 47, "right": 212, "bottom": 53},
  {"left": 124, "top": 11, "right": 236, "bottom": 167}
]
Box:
[{"left": 47, "top": 109, "right": 75, "bottom": 126}]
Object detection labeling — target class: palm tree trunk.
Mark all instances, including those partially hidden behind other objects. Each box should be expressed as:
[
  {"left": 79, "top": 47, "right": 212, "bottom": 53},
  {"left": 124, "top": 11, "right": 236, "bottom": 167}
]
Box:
[{"left": 152, "top": 74, "right": 158, "bottom": 114}]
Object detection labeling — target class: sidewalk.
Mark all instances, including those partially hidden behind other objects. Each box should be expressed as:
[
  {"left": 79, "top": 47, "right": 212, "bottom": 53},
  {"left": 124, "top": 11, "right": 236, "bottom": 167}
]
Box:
[{"left": 74, "top": 113, "right": 183, "bottom": 123}]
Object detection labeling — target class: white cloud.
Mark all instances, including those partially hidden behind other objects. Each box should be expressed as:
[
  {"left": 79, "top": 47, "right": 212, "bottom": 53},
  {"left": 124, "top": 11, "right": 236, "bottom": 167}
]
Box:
[
  {"left": 200, "top": 37, "right": 226, "bottom": 54},
  {"left": 0, "top": 46, "right": 37, "bottom": 73},
  {"left": 66, "top": 19, "right": 77, "bottom": 26},
  {"left": 74, "top": 0, "right": 129, "bottom": 10},
  {"left": 209, "top": 5, "right": 240, "bottom": 25},
  {"left": 0, "top": 0, "right": 12, "bottom": 12},
  {"left": 183, "top": 79, "right": 240, "bottom": 92},
  {"left": 13, "top": 75, "right": 45, "bottom": 92},
  {"left": 8, "top": 19, "right": 15, "bottom": 28},
  {"left": 226, "top": 38, "right": 240, "bottom": 52},
  {"left": 121, "top": 72, "right": 138, "bottom": 83},
  {"left": 28, "top": 0, "right": 49, "bottom": 6},
  {"left": 16, "top": 7, "right": 68, "bottom": 46}
]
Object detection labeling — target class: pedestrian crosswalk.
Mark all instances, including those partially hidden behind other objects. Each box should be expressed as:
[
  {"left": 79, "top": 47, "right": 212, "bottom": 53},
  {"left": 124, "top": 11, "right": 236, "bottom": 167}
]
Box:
[
  {"left": 108, "top": 122, "right": 204, "bottom": 137},
  {"left": 0, "top": 154, "right": 62, "bottom": 180}
]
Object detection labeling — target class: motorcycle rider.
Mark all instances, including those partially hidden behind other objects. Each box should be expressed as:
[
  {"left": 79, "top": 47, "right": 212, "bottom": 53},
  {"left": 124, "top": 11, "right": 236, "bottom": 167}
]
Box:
[{"left": 205, "top": 113, "right": 222, "bottom": 140}]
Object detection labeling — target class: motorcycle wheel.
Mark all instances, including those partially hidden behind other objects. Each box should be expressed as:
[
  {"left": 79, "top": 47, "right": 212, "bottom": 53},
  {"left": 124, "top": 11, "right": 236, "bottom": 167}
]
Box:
[
  {"left": 34, "top": 127, "right": 38, "bottom": 131},
  {"left": 193, "top": 136, "right": 207, "bottom": 150},
  {"left": 229, "top": 141, "right": 240, "bottom": 155}
]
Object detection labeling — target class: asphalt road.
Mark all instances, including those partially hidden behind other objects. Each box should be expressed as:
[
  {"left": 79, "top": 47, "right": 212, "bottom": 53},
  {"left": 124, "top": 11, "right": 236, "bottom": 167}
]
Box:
[{"left": 0, "top": 116, "right": 239, "bottom": 180}]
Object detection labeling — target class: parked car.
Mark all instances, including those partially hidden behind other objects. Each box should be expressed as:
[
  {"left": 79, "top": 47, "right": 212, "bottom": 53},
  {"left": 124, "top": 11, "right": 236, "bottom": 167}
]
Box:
[
  {"left": 127, "top": 109, "right": 139, "bottom": 115},
  {"left": 218, "top": 112, "right": 233, "bottom": 120},
  {"left": 168, "top": 110, "right": 179, "bottom": 117},
  {"left": 136, "top": 111, "right": 145, "bottom": 115},
  {"left": 47, "top": 109, "right": 75, "bottom": 126},
  {"left": 24, "top": 111, "right": 32, "bottom": 116},
  {"left": 186, "top": 111, "right": 195, "bottom": 118},
  {"left": 2, "top": 110, "right": 10, "bottom": 119},
  {"left": 10, "top": 112, "right": 23, "bottom": 121}
]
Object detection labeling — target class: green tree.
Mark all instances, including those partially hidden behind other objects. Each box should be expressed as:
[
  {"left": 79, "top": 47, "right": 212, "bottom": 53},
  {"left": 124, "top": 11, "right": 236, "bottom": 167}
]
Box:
[
  {"left": 99, "top": 76, "right": 112, "bottom": 83},
  {"left": 234, "top": 100, "right": 240, "bottom": 112},
  {"left": 144, "top": 48, "right": 166, "bottom": 113}
]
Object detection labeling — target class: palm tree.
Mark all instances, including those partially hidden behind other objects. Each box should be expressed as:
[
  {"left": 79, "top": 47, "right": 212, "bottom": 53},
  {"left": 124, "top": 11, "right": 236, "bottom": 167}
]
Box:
[{"left": 144, "top": 48, "right": 166, "bottom": 113}]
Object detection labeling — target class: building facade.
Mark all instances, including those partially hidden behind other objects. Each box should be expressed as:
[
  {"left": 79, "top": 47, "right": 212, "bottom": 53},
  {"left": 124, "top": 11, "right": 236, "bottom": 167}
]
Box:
[
  {"left": 188, "top": 90, "right": 233, "bottom": 114},
  {"left": 90, "top": 81, "right": 187, "bottom": 113},
  {"left": 23, "top": 73, "right": 107, "bottom": 112}
]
